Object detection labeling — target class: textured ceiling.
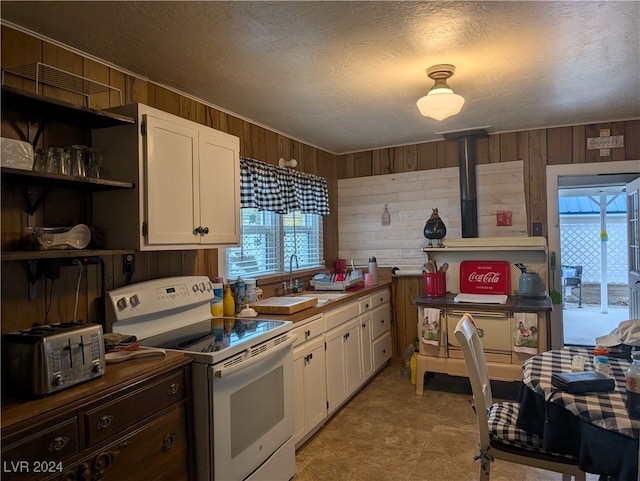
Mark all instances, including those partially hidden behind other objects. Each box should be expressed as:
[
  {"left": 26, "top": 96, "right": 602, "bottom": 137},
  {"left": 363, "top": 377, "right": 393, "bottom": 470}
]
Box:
[{"left": 1, "top": 1, "right": 639, "bottom": 154}]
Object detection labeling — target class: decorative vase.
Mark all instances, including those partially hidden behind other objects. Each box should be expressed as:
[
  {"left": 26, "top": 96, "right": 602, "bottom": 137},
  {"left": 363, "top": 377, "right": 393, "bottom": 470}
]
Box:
[{"left": 423, "top": 208, "right": 446, "bottom": 247}]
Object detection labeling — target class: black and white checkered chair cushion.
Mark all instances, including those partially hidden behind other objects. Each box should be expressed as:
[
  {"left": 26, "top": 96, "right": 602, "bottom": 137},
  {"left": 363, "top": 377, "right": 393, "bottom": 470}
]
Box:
[{"left": 487, "top": 402, "right": 574, "bottom": 458}]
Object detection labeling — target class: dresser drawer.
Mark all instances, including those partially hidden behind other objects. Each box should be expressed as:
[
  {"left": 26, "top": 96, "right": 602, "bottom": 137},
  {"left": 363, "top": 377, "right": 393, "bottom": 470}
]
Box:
[
  {"left": 371, "top": 304, "right": 391, "bottom": 339},
  {"left": 2, "top": 418, "right": 79, "bottom": 481},
  {"left": 85, "top": 370, "right": 186, "bottom": 447},
  {"left": 62, "top": 405, "right": 189, "bottom": 481}
]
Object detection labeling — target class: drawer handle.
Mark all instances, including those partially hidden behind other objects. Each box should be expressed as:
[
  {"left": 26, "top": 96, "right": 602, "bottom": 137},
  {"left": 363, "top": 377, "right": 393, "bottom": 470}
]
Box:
[
  {"left": 306, "top": 330, "right": 311, "bottom": 337},
  {"left": 167, "top": 383, "right": 180, "bottom": 396},
  {"left": 477, "top": 328, "right": 485, "bottom": 338},
  {"left": 97, "top": 414, "right": 114, "bottom": 430},
  {"left": 48, "top": 436, "right": 70, "bottom": 452},
  {"left": 161, "top": 432, "right": 176, "bottom": 452}
]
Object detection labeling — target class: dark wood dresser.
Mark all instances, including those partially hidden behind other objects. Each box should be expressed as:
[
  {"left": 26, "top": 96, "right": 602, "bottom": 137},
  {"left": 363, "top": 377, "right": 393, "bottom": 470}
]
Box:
[{"left": 1, "top": 351, "right": 193, "bottom": 481}]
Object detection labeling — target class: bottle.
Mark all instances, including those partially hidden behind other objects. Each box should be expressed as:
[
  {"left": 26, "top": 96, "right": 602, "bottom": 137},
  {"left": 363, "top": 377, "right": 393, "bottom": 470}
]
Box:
[
  {"left": 368, "top": 256, "right": 378, "bottom": 285},
  {"left": 403, "top": 343, "right": 415, "bottom": 378},
  {"left": 410, "top": 351, "right": 417, "bottom": 385},
  {"left": 223, "top": 286, "right": 235, "bottom": 317},
  {"left": 235, "top": 276, "right": 246, "bottom": 313},
  {"left": 625, "top": 352, "right": 640, "bottom": 419},
  {"left": 210, "top": 282, "right": 224, "bottom": 317}
]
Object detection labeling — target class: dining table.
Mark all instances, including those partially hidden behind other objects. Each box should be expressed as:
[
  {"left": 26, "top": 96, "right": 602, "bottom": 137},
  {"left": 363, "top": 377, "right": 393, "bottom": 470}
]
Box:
[{"left": 517, "top": 346, "right": 639, "bottom": 481}]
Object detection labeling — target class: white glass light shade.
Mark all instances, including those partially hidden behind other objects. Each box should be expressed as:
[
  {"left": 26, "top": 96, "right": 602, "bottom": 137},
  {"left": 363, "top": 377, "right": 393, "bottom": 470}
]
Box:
[{"left": 416, "top": 87, "right": 465, "bottom": 121}]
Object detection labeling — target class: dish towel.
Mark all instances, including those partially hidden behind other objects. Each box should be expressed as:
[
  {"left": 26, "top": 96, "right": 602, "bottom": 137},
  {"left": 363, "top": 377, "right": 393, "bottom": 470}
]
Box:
[
  {"left": 419, "top": 308, "right": 441, "bottom": 346},
  {"left": 513, "top": 312, "right": 538, "bottom": 354}
]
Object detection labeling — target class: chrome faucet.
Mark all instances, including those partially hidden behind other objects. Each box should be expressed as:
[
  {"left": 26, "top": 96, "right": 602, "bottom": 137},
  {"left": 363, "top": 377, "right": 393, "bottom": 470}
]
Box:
[{"left": 288, "top": 253, "right": 299, "bottom": 292}]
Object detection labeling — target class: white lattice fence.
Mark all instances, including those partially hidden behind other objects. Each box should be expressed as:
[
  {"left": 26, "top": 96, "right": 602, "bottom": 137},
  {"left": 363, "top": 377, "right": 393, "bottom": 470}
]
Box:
[{"left": 560, "top": 215, "right": 628, "bottom": 284}]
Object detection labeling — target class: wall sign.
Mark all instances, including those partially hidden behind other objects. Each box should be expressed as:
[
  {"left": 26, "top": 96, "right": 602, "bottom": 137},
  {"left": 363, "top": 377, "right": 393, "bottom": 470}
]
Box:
[{"left": 587, "top": 129, "right": 624, "bottom": 156}]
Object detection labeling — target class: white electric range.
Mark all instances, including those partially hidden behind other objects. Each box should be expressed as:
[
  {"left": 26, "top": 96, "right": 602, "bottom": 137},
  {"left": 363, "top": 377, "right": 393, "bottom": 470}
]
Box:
[{"left": 107, "top": 276, "right": 296, "bottom": 481}]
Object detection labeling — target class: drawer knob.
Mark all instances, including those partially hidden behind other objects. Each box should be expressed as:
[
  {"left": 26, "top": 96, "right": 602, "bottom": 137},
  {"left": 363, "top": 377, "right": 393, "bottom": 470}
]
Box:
[
  {"left": 161, "top": 432, "right": 176, "bottom": 452},
  {"left": 168, "top": 383, "right": 180, "bottom": 396},
  {"left": 306, "top": 329, "right": 311, "bottom": 337},
  {"left": 97, "top": 414, "right": 114, "bottom": 430},
  {"left": 48, "top": 436, "right": 70, "bottom": 452}
]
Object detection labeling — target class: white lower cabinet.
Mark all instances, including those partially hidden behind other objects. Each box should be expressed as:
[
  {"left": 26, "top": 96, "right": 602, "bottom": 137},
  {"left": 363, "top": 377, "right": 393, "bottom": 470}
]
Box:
[
  {"left": 291, "top": 288, "right": 392, "bottom": 450},
  {"left": 293, "top": 336, "right": 326, "bottom": 446},
  {"left": 292, "top": 315, "right": 326, "bottom": 447},
  {"left": 325, "top": 318, "right": 362, "bottom": 415},
  {"left": 359, "top": 311, "right": 374, "bottom": 381}
]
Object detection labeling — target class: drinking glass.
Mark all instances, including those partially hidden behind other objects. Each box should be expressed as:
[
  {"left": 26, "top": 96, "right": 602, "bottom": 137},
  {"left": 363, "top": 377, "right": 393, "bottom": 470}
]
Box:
[
  {"left": 86, "top": 148, "right": 105, "bottom": 179},
  {"left": 67, "top": 145, "right": 87, "bottom": 177},
  {"left": 46, "top": 147, "right": 70, "bottom": 175},
  {"left": 32, "top": 148, "right": 47, "bottom": 172}
]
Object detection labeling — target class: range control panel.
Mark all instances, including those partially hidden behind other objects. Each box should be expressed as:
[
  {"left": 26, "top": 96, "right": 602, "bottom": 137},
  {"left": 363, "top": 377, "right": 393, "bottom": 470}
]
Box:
[{"left": 107, "top": 276, "right": 214, "bottom": 322}]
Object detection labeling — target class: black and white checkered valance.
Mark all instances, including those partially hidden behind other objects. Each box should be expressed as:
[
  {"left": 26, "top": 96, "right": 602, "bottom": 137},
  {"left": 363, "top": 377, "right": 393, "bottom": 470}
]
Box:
[{"left": 240, "top": 157, "right": 330, "bottom": 216}]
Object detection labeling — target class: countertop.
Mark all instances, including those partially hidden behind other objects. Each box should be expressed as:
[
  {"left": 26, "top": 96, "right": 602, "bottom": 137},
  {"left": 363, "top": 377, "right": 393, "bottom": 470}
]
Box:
[
  {"left": 412, "top": 293, "right": 553, "bottom": 312},
  {"left": 255, "top": 274, "right": 392, "bottom": 323}
]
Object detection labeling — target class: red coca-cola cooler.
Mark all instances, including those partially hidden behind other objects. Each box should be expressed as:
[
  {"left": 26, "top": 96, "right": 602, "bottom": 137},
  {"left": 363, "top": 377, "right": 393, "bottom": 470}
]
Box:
[{"left": 459, "top": 260, "right": 511, "bottom": 295}]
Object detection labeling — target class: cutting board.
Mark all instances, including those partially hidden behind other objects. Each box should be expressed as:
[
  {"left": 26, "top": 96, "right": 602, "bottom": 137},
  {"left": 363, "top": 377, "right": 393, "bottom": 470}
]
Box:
[{"left": 250, "top": 296, "right": 318, "bottom": 314}]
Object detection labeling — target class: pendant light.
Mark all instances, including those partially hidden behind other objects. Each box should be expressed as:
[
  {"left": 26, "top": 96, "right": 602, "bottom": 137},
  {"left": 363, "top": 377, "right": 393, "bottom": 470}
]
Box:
[{"left": 416, "top": 64, "right": 465, "bottom": 121}]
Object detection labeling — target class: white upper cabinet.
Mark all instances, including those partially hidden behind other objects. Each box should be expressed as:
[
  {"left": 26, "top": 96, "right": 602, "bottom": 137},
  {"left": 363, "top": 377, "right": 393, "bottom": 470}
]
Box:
[{"left": 92, "top": 104, "right": 240, "bottom": 250}]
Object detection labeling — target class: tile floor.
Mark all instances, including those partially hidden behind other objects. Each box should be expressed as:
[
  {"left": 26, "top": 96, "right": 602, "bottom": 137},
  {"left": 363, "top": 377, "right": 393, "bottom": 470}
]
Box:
[{"left": 294, "top": 366, "right": 600, "bottom": 481}]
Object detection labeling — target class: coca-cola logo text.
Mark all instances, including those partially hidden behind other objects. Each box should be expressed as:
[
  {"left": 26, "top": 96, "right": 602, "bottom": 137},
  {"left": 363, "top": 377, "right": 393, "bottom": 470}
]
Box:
[{"left": 468, "top": 271, "right": 502, "bottom": 283}]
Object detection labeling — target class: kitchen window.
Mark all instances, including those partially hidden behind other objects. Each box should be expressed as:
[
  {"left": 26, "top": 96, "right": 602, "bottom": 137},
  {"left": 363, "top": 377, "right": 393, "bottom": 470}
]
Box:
[{"left": 225, "top": 208, "right": 324, "bottom": 279}]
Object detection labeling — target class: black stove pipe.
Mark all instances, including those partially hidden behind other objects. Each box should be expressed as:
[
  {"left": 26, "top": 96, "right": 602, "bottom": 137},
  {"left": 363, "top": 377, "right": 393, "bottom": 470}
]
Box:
[
  {"left": 443, "top": 128, "right": 488, "bottom": 238},
  {"left": 458, "top": 136, "right": 478, "bottom": 238}
]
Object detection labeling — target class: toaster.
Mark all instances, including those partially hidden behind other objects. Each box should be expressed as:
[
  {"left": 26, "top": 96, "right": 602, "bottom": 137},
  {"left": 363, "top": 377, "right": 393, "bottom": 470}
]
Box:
[{"left": 2, "top": 322, "right": 105, "bottom": 395}]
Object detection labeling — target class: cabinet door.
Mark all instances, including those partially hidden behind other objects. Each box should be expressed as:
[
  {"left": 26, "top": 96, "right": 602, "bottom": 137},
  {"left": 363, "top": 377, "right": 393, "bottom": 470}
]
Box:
[
  {"left": 293, "top": 346, "right": 306, "bottom": 442},
  {"left": 144, "top": 114, "right": 199, "bottom": 245},
  {"left": 360, "top": 312, "right": 373, "bottom": 381},
  {"left": 304, "top": 337, "right": 327, "bottom": 432},
  {"left": 325, "top": 327, "right": 347, "bottom": 414},
  {"left": 344, "top": 320, "right": 362, "bottom": 396},
  {"left": 197, "top": 130, "right": 240, "bottom": 245}
]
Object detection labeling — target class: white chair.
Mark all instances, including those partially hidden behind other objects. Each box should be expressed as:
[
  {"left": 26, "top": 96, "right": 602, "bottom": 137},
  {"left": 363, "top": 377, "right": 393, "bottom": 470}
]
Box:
[{"left": 454, "top": 314, "right": 586, "bottom": 481}]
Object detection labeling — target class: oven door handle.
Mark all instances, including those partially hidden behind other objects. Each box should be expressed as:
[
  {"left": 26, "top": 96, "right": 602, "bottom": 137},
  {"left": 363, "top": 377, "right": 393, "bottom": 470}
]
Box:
[{"left": 214, "top": 334, "right": 298, "bottom": 378}]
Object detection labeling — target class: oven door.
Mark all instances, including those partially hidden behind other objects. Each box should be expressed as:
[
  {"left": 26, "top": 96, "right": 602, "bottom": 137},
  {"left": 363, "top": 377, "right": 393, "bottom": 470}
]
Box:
[
  {"left": 447, "top": 309, "right": 512, "bottom": 351},
  {"left": 211, "top": 334, "right": 296, "bottom": 481}
]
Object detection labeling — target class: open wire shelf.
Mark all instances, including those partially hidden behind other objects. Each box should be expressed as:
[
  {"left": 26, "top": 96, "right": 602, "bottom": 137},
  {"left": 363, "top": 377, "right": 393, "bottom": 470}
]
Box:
[{"left": 2, "top": 62, "right": 122, "bottom": 107}]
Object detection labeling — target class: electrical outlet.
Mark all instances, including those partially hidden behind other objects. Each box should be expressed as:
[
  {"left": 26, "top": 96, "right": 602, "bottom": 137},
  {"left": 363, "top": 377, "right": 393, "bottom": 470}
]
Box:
[
  {"left": 123, "top": 254, "right": 136, "bottom": 274},
  {"left": 532, "top": 222, "right": 543, "bottom": 236}
]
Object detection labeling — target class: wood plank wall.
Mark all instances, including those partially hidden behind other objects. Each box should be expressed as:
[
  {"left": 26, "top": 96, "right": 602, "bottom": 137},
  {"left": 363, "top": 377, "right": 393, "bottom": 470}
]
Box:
[
  {"left": 337, "top": 161, "right": 527, "bottom": 267},
  {"left": 0, "top": 26, "right": 338, "bottom": 333}
]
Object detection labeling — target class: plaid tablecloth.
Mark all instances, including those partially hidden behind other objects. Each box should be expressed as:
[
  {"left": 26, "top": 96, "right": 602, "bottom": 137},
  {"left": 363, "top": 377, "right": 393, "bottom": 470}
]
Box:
[{"left": 522, "top": 346, "right": 640, "bottom": 439}]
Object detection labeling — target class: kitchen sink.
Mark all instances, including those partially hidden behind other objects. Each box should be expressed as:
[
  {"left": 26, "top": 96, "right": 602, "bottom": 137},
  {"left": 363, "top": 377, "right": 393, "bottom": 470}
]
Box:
[{"left": 302, "top": 292, "right": 350, "bottom": 305}]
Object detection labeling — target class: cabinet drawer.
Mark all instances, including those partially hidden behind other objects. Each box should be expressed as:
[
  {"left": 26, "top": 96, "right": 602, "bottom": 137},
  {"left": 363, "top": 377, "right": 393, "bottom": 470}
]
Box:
[
  {"left": 359, "top": 296, "right": 373, "bottom": 314},
  {"left": 369, "top": 288, "right": 390, "bottom": 309},
  {"left": 64, "top": 405, "right": 189, "bottom": 481},
  {"left": 292, "top": 315, "right": 324, "bottom": 347},
  {"left": 371, "top": 304, "right": 391, "bottom": 339},
  {"left": 372, "top": 332, "right": 392, "bottom": 369},
  {"left": 2, "top": 418, "right": 79, "bottom": 481},
  {"left": 324, "top": 301, "right": 359, "bottom": 332},
  {"left": 85, "top": 370, "right": 186, "bottom": 447}
]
